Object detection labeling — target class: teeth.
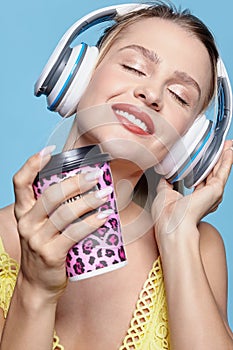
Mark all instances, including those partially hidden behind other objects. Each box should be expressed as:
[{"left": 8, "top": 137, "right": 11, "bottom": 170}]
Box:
[{"left": 115, "top": 109, "right": 148, "bottom": 132}]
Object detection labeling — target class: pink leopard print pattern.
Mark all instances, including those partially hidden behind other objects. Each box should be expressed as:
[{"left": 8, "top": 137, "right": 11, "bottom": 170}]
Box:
[{"left": 33, "top": 162, "right": 127, "bottom": 280}]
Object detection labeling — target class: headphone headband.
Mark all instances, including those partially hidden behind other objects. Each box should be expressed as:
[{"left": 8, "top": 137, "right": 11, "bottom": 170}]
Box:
[{"left": 34, "top": 3, "right": 149, "bottom": 98}]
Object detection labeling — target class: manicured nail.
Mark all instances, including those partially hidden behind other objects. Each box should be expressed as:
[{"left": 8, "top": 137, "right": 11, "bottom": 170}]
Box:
[
  {"left": 84, "top": 169, "right": 103, "bottom": 182},
  {"left": 97, "top": 209, "right": 114, "bottom": 219},
  {"left": 95, "top": 186, "right": 113, "bottom": 199},
  {"left": 39, "top": 145, "right": 56, "bottom": 157}
]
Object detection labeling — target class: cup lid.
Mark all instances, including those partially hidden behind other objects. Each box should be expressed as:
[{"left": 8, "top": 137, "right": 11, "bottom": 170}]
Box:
[{"left": 36, "top": 145, "right": 111, "bottom": 179}]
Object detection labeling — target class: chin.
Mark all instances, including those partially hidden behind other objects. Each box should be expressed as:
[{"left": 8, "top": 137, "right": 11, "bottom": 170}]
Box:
[{"left": 100, "top": 139, "right": 163, "bottom": 171}]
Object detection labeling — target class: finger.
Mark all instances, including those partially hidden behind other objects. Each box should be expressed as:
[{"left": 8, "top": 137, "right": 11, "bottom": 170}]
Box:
[
  {"left": 152, "top": 178, "right": 181, "bottom": 223},
  {"left": 212, "top": 140, "right": 233, "bottom": 176},
  {"left": 55, "top": 209, "right": 114, "bottom": 254},
  {"left": 13, "top": 146, "right": 55, "bottom": 219},
  {"left": 156, "top": 178, "right": 173, "bottom": 193},
  {"left": 201, "top": 141, "right": 233, "bottom": 184},
  {"left": 189, "top": 171, "right": 226, "bottom": 221},
  {"left": 194, "top": 180, "right": 206, "bottom": 191},
  {"left": 213, "top": 147, "right": 233, "bottom": 185},
  {"left": 44, "top": 185, "right": 113, "bottom": 234},
  {"left": 223, "top": 139, "right": 233, "bottom": 151},
  {"left": 29, "top": 169, "right": 106, "bottom": 222},
  {"left": 196, "top": 141, "right": 233, "bottom": 193}
]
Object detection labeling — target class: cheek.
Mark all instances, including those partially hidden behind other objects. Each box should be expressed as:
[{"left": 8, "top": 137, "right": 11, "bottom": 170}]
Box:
[
  {"left": 171, "top": 118, "right": 190, "bottom": 136},
  {"left": 162, "top": 100, "right": 197, "bottom": 138},
  {"left": 78, "top": 66, "right": 121, "bottom": 110}
]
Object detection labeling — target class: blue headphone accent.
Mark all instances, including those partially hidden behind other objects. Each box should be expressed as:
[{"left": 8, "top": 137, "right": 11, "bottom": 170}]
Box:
[
  {"left": 48, "top": 43, "right": 88, "bottom": 111},
  {"left": 171, "top": 126, "right": 213, "bottom": 184},
  {"left": 183, "top": 76, "right": 232, "bottom": 187}
]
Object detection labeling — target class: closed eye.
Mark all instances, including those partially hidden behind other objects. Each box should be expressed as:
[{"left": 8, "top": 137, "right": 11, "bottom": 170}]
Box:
[
  {"left": 121, "top": 64, "right": 146, "bottom": 77},
  {"left": 168, "top": 89, "right": 189, "bottom": 107}
]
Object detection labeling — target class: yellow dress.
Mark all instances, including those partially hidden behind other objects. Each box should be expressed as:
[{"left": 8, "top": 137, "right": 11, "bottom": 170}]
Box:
[{"left": 0, "top": 237, "right": 170, "bottom": 349}]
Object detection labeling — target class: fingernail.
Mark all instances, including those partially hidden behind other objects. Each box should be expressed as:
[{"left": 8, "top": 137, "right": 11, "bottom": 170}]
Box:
[
  {"left": 95, "top": 186, "right": 113, "bottom": 199},
  {"left": 39, "top": 145, "right": 56, "bottom": 157},
  {"left": 97, "top": 209, "right": 114, "bottom": 219},
  {"left": 84, "top": 169, "right": 103, "bottom": 182}
]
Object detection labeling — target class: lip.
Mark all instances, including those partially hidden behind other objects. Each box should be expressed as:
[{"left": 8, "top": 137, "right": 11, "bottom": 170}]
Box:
[{"left": 112, "top": 103, "right": 155, "bottom": 135}]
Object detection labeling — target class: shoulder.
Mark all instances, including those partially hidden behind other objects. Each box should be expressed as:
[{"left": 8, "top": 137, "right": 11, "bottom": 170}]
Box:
[
  {"left": 198, "top": 221, "right": 228, "bottom": 316},
  {"left": 0, "top": 204, "right": 20, "bottom": 262},
  {"left": 198, "top": 220, "right": 226, "bottom": 254},
  {"left": 198, "top": 221, "right": 226, "bottom": 266}
]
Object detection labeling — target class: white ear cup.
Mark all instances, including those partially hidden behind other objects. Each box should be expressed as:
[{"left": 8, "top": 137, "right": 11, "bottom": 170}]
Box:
[
  {"left": 154, "top": 114, "right": 212, "bottom": 180},
  {"left": 47, "top": 44, "right": 99, "bottom": 117}
]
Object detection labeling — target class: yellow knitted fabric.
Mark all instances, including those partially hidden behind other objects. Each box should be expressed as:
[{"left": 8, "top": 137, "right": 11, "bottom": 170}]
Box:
[
  {"left": 119, "top": 257, "right": 170, "bottom": 350},
  {"left": 53, "top": 331, "right": 65, "bottom": 350},
  {"left": 0, "top": 237, "right": 169, "bottom": 349},
  {"left": 0, "top": 237, "right": 19, "bottom": 318}
]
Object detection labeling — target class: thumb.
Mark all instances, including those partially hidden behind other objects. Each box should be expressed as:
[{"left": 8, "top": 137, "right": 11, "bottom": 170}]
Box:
[
  {"left": 156, "top": 177, "right": 173, "bottom": 193},
  {"left": 151, "top": 178, "right": 172, "bottom": 223}
]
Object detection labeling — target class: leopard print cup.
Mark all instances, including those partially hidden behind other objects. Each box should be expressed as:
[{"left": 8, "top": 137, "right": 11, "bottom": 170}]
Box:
[{"left": 33, "top": 145, "right": 127, "bottom": 281}]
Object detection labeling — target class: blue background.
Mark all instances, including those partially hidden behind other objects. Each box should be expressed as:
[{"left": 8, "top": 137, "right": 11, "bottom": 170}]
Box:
[{"left": 1, "top": 0, "right": 232, "bottom": 328}]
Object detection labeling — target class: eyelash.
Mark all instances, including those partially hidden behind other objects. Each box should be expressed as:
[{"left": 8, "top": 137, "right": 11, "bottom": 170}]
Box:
[
  {"left": 168, "top": 89, "right": 189, "bottom": 107},
  {"left": 121, "top": 64, "right": 190, "bottom": 107},
  {"left": 121, "top": 64, "right": 146, "bottom": 76}
]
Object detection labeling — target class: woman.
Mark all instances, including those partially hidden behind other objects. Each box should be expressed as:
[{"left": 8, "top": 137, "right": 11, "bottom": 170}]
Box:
[{"left": 0, "top": 2, "right": 233, "bottom": 349}]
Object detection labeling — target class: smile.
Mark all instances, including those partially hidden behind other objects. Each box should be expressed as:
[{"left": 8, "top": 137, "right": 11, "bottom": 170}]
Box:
[{"left": 112, "top": 103, "right": 155, "bottom": 135}]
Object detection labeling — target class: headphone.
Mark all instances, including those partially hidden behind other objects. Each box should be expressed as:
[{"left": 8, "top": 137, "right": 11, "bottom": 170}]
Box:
[{"left": 34, "top": 3, "right": 232, "bottom": 188}]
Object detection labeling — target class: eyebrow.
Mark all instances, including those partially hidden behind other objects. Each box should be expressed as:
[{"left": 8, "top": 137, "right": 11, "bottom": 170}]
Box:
[
  {"left": 173, "top": 71, "right": 201, "bottom": 98},
  {"left": 119, "top": 44, "right": 160, "bottom": 63},
  {"left": 119, "top": 44, "right": 201, "bottom": 97}
]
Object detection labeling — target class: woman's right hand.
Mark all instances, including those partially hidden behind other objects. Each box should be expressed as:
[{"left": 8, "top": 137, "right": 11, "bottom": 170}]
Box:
[{"left": 13, "top": 146, "right": 112, "bottom": 302}]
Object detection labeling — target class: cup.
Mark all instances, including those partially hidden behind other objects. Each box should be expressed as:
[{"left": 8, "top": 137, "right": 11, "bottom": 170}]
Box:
[{"left": 33, "top": 145, "right": 127, "bottom": 281}]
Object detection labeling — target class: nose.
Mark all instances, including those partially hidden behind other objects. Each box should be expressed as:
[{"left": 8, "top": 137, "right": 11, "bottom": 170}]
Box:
[{"left": 134, "top": 85, "right": 163, "bottom": 111}]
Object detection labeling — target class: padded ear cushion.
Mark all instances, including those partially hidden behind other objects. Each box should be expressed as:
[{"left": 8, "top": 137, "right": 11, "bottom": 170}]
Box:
[
  {"left": 183, "top": 127, "right": 222, "bottom": 187},
  {"left": 47, "top": 43, "right": 99, "bottom": 117},
  {"left": 154, "top": 114, "right": 212, "bottom": 181}
]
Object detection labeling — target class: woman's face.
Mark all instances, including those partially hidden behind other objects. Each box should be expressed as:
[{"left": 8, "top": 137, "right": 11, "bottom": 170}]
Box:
[{"left": 76, "top": 18, "right": 212, "bottom": 169}]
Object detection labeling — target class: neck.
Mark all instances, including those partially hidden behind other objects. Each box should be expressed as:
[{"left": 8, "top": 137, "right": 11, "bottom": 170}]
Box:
[{"left": 109, "top": 158, "right": 143, "bottom": 212}]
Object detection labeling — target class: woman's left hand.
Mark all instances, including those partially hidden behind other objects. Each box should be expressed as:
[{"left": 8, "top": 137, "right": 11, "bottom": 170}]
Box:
[{"left": 151, "top": 140, "right": 233, "bottom": 238}]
